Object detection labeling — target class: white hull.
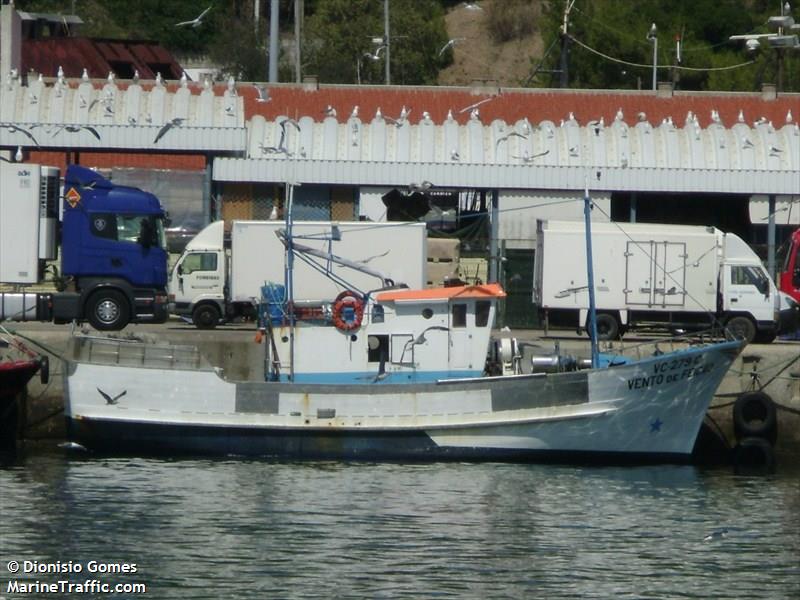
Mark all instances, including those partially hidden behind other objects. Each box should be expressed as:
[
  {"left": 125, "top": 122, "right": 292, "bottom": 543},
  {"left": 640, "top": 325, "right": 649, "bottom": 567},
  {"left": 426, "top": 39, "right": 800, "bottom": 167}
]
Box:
[{"left": 64, "top": 339, "right": 742, "bottom": 461}]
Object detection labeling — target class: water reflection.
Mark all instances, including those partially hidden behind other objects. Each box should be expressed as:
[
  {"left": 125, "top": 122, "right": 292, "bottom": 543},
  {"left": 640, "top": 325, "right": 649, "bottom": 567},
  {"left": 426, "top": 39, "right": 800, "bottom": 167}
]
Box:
[{"left": 1, "top": 449, "right": 798, "bottom": 599}]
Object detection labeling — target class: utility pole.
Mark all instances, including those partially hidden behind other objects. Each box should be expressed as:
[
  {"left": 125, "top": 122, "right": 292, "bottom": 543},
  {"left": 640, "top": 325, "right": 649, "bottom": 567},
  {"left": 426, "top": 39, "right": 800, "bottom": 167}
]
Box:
[
  {"left": 559, "top": 0, "right": 575, "bottom": 88},
  {"left": 647, "top": 23, "right": 658, "bottom": 91},
  {"left": 294, "top": 0, "right": 303, "bottom": 83},
  {"left": 268, "top": 0, "right": 279, "bottom": 82},
  {"left": 384, "top": 0, "right": 391, "bottom": 85}
]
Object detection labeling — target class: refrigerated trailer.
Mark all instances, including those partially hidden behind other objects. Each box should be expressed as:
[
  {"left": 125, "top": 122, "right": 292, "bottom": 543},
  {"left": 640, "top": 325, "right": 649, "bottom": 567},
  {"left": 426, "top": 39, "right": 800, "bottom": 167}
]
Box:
[
  {"left": 169, "top": 220, "right": 427, "bottom": 328},
  {"left": 534, "top": 220, "right": 794, "bottom": 343}
]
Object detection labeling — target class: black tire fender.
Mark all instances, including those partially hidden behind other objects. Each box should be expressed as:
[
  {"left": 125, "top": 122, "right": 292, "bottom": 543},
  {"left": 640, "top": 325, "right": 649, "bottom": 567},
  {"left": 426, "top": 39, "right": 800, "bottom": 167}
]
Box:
[
  {"left": 733, "top": 391, "right": 777, "bottom": 444},
  {"left": 38, "top": 355, "right": 49, "bottom": 385},
  {"left": 733, "top": 436, "right": 776, "bottom": 474}
]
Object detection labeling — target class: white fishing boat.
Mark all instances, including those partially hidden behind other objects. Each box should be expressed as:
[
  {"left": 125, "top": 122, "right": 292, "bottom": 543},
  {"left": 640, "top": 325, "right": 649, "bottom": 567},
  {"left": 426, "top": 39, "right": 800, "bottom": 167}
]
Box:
[{"left": 63, "top": 188, "right": 744, "bottom": 462}]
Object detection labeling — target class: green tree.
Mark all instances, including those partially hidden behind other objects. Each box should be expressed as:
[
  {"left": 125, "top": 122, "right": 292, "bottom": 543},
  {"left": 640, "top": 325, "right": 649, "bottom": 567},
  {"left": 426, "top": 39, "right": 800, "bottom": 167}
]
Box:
[
  {"left": 536, "top": 0, "right": 797, "bottom": 92},
  {"left": 303, "top": 0, "right": 448, "bottom": 85}
]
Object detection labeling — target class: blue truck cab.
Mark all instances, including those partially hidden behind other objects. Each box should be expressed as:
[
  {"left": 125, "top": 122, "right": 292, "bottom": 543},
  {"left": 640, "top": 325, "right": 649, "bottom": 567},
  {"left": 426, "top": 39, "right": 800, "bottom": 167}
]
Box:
[{"left": 59, "top": 165, "right": 169, "bottom": 330}]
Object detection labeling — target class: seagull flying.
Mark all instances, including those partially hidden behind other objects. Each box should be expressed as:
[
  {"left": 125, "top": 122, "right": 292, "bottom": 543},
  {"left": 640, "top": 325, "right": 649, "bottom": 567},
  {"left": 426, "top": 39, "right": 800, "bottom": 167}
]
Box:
[
  {"left": 513, "top": 149, "right": 549, "bottom": 162},
  {"left": 495, "top": 131, "right": 527, "bottom": 149},
  {"left": 153, "top": 117, "right": 185, "bottom": 144},
  {"left": 175, "top": 5, "right": 212, "bottom": 28},
  {"left": 2, "top": 123, "right": 39, "bottom": 146},
  {"left": 255, "top": 85, "right": 270, "bottom": 103},
  {"left": 97, "top": 387, "right": 126, "bottom": 405},
  {"left": 438, "top": 38, "right": 465, "bottom": 57},
  {"left": 52, "top": 124, "right": 102, "bottom": 141},
  {"left": 458, "top": 96, "right": 493, "bottom": 114}
]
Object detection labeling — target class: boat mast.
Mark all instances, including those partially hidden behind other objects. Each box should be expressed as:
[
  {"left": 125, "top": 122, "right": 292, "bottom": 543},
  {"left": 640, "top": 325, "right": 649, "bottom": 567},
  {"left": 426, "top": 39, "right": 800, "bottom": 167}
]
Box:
[
  {"left": 284, "top": 182, "right": 296, "bottom": 381},
  {"left": 583, "top": 184, "right": 599, "bottom": 368}
]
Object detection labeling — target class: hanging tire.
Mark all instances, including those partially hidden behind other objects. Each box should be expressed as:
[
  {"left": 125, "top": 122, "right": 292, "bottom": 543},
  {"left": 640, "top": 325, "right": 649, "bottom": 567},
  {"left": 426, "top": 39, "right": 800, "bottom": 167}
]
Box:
[
  {"left": 733, "top": 436, "right": 775, "bottom": 474},
  {"left": 86, "top": 289, "right": 130, "bottom": 331},
  {"left": 733, "top": 391, "right": 778, "bottom": 444},
  {"left": 193, "top": 304, "right": 221, "bottom": 330},
  {"left": 589, "top": 313, "right": 620, "bottom": 341},
  {"left": 725, "top": 315, "right": 756, "bottom": 345}
]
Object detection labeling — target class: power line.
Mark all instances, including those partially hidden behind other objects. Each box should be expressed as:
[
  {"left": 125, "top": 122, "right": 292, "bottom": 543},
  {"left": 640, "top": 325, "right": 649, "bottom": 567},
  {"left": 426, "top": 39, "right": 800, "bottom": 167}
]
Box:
[{"left": 567, "top": 34, "right": 756, "bottom": 72}]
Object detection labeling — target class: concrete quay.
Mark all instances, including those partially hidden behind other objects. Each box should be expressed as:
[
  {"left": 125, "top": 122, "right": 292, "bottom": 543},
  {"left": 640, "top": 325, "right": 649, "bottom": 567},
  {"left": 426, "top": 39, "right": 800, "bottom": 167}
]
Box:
[{"left": 9, "top": 320, "right": 800, "bottom": 460}]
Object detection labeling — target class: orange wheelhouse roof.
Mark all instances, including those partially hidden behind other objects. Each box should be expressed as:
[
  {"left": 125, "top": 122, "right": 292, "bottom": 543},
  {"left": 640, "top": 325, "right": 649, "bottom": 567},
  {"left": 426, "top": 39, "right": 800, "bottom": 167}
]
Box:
[{"left": 375, "top": 283, "right": 506, "bottom": 303}]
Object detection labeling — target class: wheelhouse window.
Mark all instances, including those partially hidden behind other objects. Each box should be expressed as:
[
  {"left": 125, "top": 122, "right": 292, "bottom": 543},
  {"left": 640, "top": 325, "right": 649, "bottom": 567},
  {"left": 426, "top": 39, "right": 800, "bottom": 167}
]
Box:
[
  {"left": 452, "top": 303, "right": 467, "bottom": 328},
  {"left": 476, "top": 301, "right": 491, "bottom": 327}
]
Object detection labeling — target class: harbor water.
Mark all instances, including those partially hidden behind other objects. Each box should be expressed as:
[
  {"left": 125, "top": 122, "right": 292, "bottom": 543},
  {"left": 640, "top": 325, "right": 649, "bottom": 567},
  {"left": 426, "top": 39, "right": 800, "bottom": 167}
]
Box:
[{"left": 1, "top": 448, "right": 798, "bottom": 599}]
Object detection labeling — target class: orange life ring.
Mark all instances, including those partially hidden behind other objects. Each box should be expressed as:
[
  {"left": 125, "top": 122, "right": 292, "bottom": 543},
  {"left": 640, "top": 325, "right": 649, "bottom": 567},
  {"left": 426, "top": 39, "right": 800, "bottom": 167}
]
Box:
[{"left": 332, "top": 291, "right": 365, "bottom": 332}]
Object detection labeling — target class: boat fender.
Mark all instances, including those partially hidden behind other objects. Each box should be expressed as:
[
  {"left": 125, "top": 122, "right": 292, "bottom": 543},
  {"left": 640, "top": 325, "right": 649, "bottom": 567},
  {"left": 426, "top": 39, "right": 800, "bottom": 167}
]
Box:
[
  {"left": 332, "top": 291, "right": 365, "bottom": 332},
  {"left": 38, "top": 355, "right": 49, "bottom": 385},
  {"left": 733, "top": 391, "right": 777, "bottom": 445},
  {"left": 733, "top": 436, "right": 775, "bottom": 474}
]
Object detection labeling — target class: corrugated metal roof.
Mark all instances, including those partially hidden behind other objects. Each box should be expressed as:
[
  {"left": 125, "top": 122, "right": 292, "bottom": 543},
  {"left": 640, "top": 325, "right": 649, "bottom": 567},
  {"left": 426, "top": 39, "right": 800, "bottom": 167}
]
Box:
[
  {"left": 0, "top": 75, "right": 246, "bottom": 151},
  {"left": 22, "top": 37, "right": 183, "bottom": 81}
]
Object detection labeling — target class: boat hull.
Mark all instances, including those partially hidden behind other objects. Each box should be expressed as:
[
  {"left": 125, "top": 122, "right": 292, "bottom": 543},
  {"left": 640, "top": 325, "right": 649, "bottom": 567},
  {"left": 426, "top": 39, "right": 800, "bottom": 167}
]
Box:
[
  {"left": 0, "top": 360, "right": 41, "bottom": 451},
  {"left": 64, "top": 339, "right": 742, "bottom": 462}
]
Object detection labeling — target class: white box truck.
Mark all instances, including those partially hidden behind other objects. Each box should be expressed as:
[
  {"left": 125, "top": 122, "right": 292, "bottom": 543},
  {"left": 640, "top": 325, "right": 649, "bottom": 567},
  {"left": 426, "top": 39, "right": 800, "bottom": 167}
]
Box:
[
  {"left": 533, "top": 220, "right": 788, "bottom": 343},
  {"left": 169, "top": 220, "right": 427, "bottom": 328}
]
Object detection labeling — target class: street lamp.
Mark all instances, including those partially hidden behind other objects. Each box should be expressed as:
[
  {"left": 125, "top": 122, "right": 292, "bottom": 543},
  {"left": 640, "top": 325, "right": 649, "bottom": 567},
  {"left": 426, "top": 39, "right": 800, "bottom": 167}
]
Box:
[
  {"left": 729, "top": 1, "right": 800, "bottom": 92},
  {"left": 647, "top": 23, "right": 658, "bottom": 91}
]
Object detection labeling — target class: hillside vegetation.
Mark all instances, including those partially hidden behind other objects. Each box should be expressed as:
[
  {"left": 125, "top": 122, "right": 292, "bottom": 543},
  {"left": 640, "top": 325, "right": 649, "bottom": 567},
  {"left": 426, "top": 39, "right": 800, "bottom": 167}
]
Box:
[{"left": 13, "top": 0, "right": 797, "bottom": 92}]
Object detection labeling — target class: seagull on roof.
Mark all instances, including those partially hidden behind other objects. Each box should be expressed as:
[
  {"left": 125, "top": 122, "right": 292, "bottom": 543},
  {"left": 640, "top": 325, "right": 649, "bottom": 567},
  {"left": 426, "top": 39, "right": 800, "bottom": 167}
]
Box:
[
  {"left": 153, "top": 117, "right": 185, "bottom": 144},
  {"left": 351, "top": 105, "right": 359, "bottom": 119},
  {"left": 615, "top": 108, "right": 623, "bottom": 121},
  {"left": 175, "top": 5, "right": 212, "bottom": 28},
  {"left": 786, "top": 110, "right": 793, "bottom": 124},
  {"left": 323, "top": 105, "right": 337, "bottom": 118}
]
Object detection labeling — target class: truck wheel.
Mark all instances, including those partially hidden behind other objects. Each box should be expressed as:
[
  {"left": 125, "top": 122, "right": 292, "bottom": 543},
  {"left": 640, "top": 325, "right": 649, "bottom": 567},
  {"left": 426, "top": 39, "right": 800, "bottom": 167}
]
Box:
[
  {"left": 726, "top": 316, "right": 756, "bottom": 344},
  {"left": 193, "top": 304, "right": 220, "bottom": 330},
  {"left": 86, "top": 290, "right": 129, "bottom": 331},
  {"left": 588, "top": 313, "right": 620, "bottom": 341}
]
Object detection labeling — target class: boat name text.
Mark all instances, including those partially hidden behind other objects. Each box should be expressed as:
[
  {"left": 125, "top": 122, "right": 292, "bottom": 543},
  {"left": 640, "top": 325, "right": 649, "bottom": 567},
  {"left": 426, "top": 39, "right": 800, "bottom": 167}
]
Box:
[{"left": 627, "top": 356, "right": 715, "bottom": 390}]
